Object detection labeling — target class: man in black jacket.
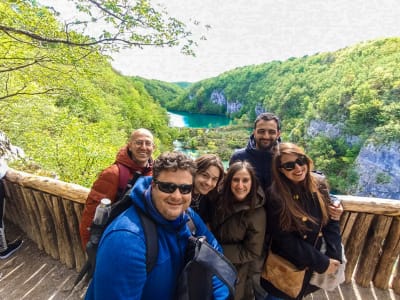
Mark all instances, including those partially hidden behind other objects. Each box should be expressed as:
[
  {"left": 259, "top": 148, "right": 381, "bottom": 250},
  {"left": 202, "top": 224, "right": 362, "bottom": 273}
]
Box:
[{"left": 230, "top": 112, "right": 281, "bottom": 190}]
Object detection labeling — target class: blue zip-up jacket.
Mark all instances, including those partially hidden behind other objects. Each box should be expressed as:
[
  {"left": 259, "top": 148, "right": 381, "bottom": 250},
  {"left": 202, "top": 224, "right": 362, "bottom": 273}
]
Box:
[
  {"left": 229, "top": 134, "right": 274, "bottom": 189},
  {"left": 85, "top": 176, "right": 229, "bottom": 300}
]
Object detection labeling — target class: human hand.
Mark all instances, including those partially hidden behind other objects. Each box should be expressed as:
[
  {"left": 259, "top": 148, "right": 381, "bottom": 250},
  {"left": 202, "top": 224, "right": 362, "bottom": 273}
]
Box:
[
  {"left": 325, "top": 258, "right": 340, "bottom": 274},
  {"left": 328, "top": 203, "right": 343, "bottom": 221}
]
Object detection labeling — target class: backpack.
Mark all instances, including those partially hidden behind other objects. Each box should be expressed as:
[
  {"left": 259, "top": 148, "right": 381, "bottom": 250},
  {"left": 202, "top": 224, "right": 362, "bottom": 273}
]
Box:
[{"left": 74, "top": 164, "right": 142, "bottom": 285}]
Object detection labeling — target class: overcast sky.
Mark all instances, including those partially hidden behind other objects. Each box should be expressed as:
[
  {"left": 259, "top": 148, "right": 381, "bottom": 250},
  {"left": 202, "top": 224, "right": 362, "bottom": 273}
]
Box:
[{"left": 39, "top": 0, "right": 400, "bottom": 82}]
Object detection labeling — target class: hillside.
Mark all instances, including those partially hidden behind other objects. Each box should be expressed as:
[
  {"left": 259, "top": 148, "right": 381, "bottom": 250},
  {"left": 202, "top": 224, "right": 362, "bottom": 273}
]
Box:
[
  {"left": 131, "top": 76, "right": 188, "bottom": 107},
  {"left": 166, "top": 38, "right": 400, "bottom": 196},
  {"left": 171, "top": 38, "right": 400, "bottom": 141}
]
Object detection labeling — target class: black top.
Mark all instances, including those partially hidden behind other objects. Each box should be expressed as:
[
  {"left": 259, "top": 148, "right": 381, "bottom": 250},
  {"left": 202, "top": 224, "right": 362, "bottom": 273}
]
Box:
[{"left": 229, "top": 134, "right": 274, "bottom": 190}]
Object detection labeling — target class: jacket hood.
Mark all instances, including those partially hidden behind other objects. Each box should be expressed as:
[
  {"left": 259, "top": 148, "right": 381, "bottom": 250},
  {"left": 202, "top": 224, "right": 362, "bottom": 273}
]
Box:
[
  {"left": 129, "top": 176, "right": 189, "bottom": 231},
  {"left": 245, "top": 134, "right": 257, "bottom": 152},
  {"left": 115, "top": 145, "right": 153, "bottom": 174}
]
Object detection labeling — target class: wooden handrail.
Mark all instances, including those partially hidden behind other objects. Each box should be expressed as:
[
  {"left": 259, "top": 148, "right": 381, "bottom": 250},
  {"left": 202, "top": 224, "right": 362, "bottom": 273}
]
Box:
[
  {"left": 5, "top": 168, "right": 89, "bottom": 203},
  {"left": 2, "top": 168, "right": 400, "bottom": 295},
  {"left": 340, "top": 195, "right": 400, "bottom": 216}
]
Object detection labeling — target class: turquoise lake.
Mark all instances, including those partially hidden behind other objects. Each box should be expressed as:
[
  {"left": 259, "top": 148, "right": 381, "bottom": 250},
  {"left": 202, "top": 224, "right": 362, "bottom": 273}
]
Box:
[{"left": 167, "top": 111, "right": 231, "bottom": 128}]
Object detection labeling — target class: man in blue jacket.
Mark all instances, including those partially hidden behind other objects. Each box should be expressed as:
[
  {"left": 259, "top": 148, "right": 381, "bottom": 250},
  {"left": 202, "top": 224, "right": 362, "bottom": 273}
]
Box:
[{"left": 85, "top": 151, "right": 229, "bottom": 300}]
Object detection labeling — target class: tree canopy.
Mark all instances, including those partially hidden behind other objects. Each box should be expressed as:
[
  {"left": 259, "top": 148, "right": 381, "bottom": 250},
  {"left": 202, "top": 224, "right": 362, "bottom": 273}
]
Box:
[
  {"left": 0, "top": 0, "right": 204, "bottom": 101},
  {"left": 0, "top": 0, "right": 187, "bottom": 186}
]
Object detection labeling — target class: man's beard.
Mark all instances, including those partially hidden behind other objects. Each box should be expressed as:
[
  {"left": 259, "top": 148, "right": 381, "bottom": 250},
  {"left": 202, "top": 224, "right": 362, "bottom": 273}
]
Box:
[{"left": 257, "top": 139, "right": 278, "bottom": 152}]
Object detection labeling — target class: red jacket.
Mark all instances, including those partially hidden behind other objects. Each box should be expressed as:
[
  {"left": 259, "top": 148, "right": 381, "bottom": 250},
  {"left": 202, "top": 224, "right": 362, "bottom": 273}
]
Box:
[{"left": 79, "top": 145, "right": 153, "bottom": 248}]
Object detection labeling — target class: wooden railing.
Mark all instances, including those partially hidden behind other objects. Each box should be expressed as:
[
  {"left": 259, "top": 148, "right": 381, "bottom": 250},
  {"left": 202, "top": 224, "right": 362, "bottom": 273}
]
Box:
[
  {"left": 2, "top": 168, "right": 400, "bottom": 295},
  {"left": 3, "top": 168, "right": 88, "bottom": 271}
]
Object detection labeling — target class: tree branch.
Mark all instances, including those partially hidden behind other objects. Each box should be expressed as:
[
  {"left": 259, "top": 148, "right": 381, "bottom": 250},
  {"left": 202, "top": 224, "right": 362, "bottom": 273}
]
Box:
[
  {"left": 0, "top": 88, "right": 63, "bottom": 101},
  {"left": 0, "top": 24, "right": 178, "bottom": 48}
]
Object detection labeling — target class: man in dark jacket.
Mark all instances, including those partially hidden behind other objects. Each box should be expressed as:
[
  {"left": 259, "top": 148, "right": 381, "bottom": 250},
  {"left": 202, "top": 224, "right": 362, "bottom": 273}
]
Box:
[{"left": 230, "top": 112, "right": 281, "bottom": 190}]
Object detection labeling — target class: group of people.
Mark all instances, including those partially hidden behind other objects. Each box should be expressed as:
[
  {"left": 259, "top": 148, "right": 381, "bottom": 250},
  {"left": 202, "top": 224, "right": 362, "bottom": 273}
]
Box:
[{"left": 80, "top": 112, "right": 345, "bottom": 300}]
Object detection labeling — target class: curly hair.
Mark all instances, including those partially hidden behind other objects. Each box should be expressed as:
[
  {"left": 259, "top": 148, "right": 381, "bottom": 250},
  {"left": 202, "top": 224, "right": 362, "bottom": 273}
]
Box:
[{"left": 153, "top": 151, "right": 196, "bottom": 179}]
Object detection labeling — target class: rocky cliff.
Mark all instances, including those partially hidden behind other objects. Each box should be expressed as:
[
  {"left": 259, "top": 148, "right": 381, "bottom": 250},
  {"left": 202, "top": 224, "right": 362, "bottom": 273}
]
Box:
[
  {"left": 355, "top": 142, "right": 400, "bottom": 200},
  {"left": 307, "top": 120, "right": 400, "bottom": 200}
]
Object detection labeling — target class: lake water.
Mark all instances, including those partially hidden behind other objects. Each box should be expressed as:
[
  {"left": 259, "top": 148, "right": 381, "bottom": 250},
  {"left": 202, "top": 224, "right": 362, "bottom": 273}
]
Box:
[
  {"left": 168, "top": 111, "right": 231, "bottom": 128},
  {"left": 168, "top": 111, "right": 231, "bottom": 168}
]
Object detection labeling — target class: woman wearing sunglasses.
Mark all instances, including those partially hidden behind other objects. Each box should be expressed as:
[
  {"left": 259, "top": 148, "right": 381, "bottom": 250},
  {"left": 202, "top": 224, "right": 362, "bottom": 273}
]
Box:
[
  {"left": 260, "top": 143, "right": 343, "bottom": 300},
  {"left": 210, "top": 161, "right": 267, "bottom": 300},
  {"left": 190, "top": 154, "right": 225, "bottom": 224}
]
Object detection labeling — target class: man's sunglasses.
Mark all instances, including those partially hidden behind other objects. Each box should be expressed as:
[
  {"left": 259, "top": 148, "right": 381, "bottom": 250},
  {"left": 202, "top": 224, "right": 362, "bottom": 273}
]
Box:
[
  {"left": 280, "top": 156, "right": 308, "bottom": 171},
  {"left": 154, "top": 180, "right": 193, "bottom": 194}
]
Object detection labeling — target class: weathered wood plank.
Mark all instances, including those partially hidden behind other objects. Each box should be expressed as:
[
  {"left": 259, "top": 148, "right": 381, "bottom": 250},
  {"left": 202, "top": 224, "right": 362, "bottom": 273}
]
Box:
[
  {"left": 45, "top": 193, "right": 74, "bottom": 268},
  {"left": 341, "top": 212, "right": 358, "bottom": 248},
  {"left": 5, "top": 168, "right": 89, "bottom": 203},
  {"left": 62, "top": 197, "right": 86, "bottom": 270},
  {"left": 374, "top": 217, "right": 400, "bottom": 289},
  {"left": 2, "top": 180, "right": 22, "bottom": 228},
  {"left": 355, "top": 215, "right": 392, "bottom": 286},
  {"left": 393, "top": 259, "right": 400, "bottom": 294},
  {"left": 340, "top": 195, "right": 400, "bottom": 216},
  {"left": 21, "top": 188, "right": 44, "bottom": 250},
  {"left": 344, "top": 213, "right": 375, "bottom": 283},
  {"left": 32, "top": 189, "right": 59, "bottom": 260}
]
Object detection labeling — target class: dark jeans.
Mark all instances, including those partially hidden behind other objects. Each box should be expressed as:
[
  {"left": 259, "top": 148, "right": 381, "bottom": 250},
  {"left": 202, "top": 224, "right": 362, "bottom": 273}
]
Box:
[
  {"left": 0, "top": 179, "right": 7, "bottom": 250},
  {"left": 264, "top": 295, "right": 283, "bottom": 300},
  {"left": 0, "top": 179, "right": 5, "bottom": 228}
]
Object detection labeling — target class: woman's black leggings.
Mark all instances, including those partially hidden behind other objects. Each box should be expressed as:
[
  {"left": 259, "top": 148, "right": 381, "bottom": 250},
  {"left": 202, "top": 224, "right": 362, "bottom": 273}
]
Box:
[{"left": 0, "top": 180, "right": 4, "bottom": 228}]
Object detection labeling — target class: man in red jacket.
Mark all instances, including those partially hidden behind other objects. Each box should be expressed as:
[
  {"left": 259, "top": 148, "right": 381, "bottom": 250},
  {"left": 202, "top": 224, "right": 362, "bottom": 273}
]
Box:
[{"left": 79, "top": 128, "right": 155, "bottom": 248}]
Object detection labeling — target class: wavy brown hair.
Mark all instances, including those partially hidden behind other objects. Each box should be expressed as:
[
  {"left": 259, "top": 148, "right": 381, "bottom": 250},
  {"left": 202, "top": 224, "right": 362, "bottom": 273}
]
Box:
[
  {"left": 194, "top": 154, "right": 225, "bottom": 193},
  {"left": 271, "top": 143, "right": 330, "bottom": 233}
]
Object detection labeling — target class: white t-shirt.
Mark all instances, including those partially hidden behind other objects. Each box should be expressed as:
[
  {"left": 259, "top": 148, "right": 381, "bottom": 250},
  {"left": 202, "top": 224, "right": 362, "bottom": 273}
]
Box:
[{"left": 0, "top": 158, "right": 8, "bottom": 179}]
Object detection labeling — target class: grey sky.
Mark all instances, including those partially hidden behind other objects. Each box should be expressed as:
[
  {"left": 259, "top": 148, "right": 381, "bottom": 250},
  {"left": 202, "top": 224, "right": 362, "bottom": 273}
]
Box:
[{"left": 39, "top": 0, "right": 400, "bottom": 82}]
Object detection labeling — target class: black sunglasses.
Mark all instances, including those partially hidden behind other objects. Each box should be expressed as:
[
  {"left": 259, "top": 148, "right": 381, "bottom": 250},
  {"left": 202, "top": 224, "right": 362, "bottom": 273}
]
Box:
[
  {"left": 154, "top": 180, "right": 193, "bottom": 194},
  {"left": 280, "top": 156, "right": 308, "bottom": 171}
]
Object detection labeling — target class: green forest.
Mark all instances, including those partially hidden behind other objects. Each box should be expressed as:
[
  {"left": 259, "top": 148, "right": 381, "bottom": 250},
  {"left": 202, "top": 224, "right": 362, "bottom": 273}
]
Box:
[
  {"left": 1, "top": 1, "right": 399, "bottom": 194},
  {"left": 0, "top": 1, "right": 181, "bottom": 186}
]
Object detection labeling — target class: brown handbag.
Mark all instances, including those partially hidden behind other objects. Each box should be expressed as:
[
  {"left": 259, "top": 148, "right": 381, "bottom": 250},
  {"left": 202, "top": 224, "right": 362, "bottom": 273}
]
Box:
[
  {"left": 261, "top": 250, "right": 305, "bottom": 298},
  {"left": 262, "top": 221, "right": 322, "bottom": 298}
]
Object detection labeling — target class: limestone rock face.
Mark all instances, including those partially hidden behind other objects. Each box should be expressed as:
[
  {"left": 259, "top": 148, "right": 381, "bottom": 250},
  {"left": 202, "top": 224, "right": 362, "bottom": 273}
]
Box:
[
  {"left": 210, "top": 90, "right": 226, "bottom": 106},
  {"left": 355, "top": 142, "right": 400, "bottom": 200},
  {"left": 306, "top": 120, "right": 399, "bottom": 200},
  {"left": 307, "top": 120, "right": 360, "bottom": 146}
]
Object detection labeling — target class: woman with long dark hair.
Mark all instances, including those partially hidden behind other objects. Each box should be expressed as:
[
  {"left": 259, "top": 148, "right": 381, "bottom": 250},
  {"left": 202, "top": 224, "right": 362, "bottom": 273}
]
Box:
[
  {"left": 211, "top": 161, "right": 266, "bottom": 300},
  {"left": 261, "top": 143, "right": 343, "bottom": 300}
]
